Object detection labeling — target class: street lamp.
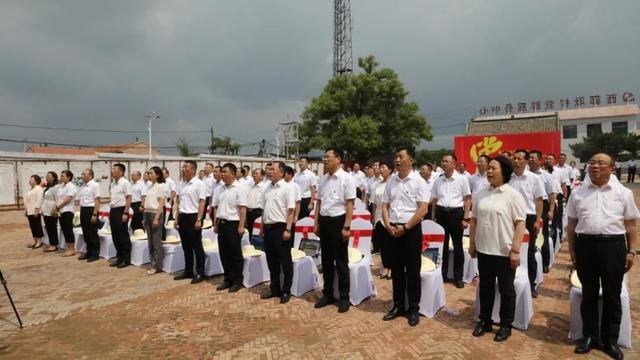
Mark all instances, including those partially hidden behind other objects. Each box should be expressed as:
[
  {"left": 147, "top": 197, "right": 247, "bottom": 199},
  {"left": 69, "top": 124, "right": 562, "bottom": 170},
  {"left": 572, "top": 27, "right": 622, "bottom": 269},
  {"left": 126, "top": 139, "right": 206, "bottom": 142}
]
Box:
[{"left": 146, "top": 112, "right": 160, "bottom": 160}]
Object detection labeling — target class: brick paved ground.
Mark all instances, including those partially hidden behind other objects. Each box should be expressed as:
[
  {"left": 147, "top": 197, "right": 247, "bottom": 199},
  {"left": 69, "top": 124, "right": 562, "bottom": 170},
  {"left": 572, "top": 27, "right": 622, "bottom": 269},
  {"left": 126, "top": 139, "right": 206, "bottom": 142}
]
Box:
[{"left": 0, "top": 190, "right": 639, "bottom": 359}]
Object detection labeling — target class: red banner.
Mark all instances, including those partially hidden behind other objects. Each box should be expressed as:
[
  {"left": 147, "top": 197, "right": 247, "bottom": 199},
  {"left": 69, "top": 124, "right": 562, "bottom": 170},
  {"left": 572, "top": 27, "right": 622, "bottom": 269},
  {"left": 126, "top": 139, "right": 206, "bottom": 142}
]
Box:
[{"left": 454, "top": 131, "right": 561, "bottom": 172}]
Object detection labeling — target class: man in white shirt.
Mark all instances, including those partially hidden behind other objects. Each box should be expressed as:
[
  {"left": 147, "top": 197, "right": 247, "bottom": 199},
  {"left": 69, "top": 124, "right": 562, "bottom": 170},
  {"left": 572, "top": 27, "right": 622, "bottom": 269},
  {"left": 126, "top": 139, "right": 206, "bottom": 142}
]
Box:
[
  {"left": 162, "top": 168, "right": 178, "bottom": 235},
  {"left": 78, "top": 169, "right": 101, "bottom": 262},
  {"left": 510, "top": 150, "right": 546, "bottom": 297},
  {"left": 143, "top": 171, "right": 152, "bottom": 189},
  {"left": 246, "top": 169, "right": 266, "bottom": 244},
  {"left": 212, "top": 163, "right": 248, "bottom": 293},
  {"left": 418, "top": 163, "right": 435, "bottom": 220},
  {"left": 627, "top": 158, "right": 637, "bottom": 183},
  {"left": 469, "top": 155, "right": 490, "bottom": 194},
  {"left": 203, "top": 163, "right": 215, "bottom": 219},
  {"left": 294, "top": 156, "right": 317, "bottom": 220},
  {"left": 241, "top": 165, "right": 255, "bottom": 188},
  {"left": 263, "top": 162, "right": 273, "bottom": 185},
  {"left": 364, "top": 162, "right": 382, "bottom": 205},
  {"left": 130, "top": 171, "right": 146, "bottom": 231},
  {"left": 456, "top": 162, "right": 471, "bottom": 179},
  {"left": 547, "top": 154, "right": 571, "bottom": 245},
  {"left": 431, "top": 154, "right": 472, "bottom": 288},
  {"left": 260, "top": 161, "right": 296, "bottom": 303},
  {"left": 109, "top": 163, "right": 132, "bottom": 268},
  {"left": 567, "top": 153, "right": 639, "bottom": 358},
  {"left": 382, "top": 147, "right": 429, "bottom": 327},
  {"left": 284, "top": 166, "right": 302, "bottom": 228},
  {"left": 530, "top": 150, "right": 557, "bottom": 273},
  {"left": 174, "top": 160, "right": 207, "bottom": 284},
  {"left": 314, "top": 147, "right": 356, "bottom": 313},
  {"left": 352, "top": 162, "right": 366, "bottom": 200}
]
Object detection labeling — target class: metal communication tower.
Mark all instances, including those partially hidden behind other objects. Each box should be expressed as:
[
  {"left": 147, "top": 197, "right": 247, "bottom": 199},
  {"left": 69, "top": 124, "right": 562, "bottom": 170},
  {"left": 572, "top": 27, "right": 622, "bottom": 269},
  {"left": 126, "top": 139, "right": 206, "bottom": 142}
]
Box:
[{"left": 333, "top": 0, "right": 353, "bottom": 76}]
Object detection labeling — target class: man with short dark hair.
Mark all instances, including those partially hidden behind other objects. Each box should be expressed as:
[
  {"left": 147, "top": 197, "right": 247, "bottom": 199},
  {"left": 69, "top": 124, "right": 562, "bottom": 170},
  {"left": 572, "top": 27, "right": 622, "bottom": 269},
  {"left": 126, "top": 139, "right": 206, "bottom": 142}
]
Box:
[
  {"left": 174, "top": 160, "right": 207, "bottom": 284},
  {"left": 78, "top": 168, "right": 101, "bottom": 262},
  {"left": 294, "top": 156, "right": 317, "bottom": 220},
  {"left": 469, "top": 155, "right": 490, "bottom": 194},
  {"left": 530, "top": 150, "right": 556, "bottom": 273},
  {"left": 130, "top": 171, "right": 146, "bottom": 231},
  {"left": 109, "top": 163, "right": 132, "bottom": 268},
  {"left": 246, "top": 168, "right": 266, "bottom": 244}
]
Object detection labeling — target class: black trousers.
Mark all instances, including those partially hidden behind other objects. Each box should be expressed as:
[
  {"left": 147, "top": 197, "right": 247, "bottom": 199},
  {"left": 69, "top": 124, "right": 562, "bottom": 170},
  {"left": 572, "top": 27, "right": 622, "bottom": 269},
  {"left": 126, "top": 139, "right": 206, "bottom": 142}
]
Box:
[
  {"left": 59, "top": 211, "right": 75, "bottom": 245},
  {"left": 374, "top": 221, "right": 393, "bottom": 269},
  {"left": 552, "top": 193, "right": 564, "bottom": 247},
  {"left": 80, "top": 207, "right": 100, "bottom": 257},
  {"left": 130, "top": 202, "right": 144, "bottom": 230},
  {"left": 178, "top": 213, "right": 205, "bottom": 276},
  {"left": 218, "top": 220, "right": 244, "bottom": 285},
  {"left": 318, "top": 215, "right": 349, "bottom": 299},
  {"left": 246, "top": 208, "right": 263, "bottom": 245},
  {"left": 389, "top": 223, "right": 422, "bottom": 312},
  {"left": 27, "top": 214, "right": 44, "bottom": 238},
  {"left": 109, "top": 207, "right": 131, "bottom": 263},
  {"left": 44, "top": 215, "right": 59, "bottom": 246},
  {"left": 264, "top": 222, "right": 293, "bottom": 294},
  {"left": 525, "top": 214, "right": 538, "bottom": 290},
  {"left": 541, "top": 200, "right": 551, "bottom": 268},
  {"left": 299, "top": 197, "right": 312, "bottom": 220},
  {"left": 477, "top": 252, "right": 516, "bottom": 328},
  {"left": 627, "top": 167, "right": 636, "bottom": 183},
  {"left": 436, "top": 206, "right": 464, "bottom": 282},
  {"left": 574, "top": 234, "right": 626, "bottom": 344}
]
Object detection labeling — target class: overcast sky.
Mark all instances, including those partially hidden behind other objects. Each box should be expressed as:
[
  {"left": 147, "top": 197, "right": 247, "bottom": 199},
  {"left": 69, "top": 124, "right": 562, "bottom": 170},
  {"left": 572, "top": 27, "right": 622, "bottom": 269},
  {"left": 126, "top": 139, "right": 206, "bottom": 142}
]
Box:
[{"left": 1, "top": 0, "right": 638, "bottom": 154}]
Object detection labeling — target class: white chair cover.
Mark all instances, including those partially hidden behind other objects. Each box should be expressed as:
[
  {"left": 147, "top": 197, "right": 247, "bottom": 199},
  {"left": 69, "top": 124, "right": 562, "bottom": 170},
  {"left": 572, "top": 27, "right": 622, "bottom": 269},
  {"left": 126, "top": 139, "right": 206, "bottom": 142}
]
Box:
[
  {"left": 446, "top": 228, "right": 476, "bottom": 284},
  {"left": 130, "top": 240, "right": 150, "bottom": 266},
  {"left": 473, "top": 231, "right": 534, "bottom": 330},
  {"left": 349, "top": 218, "right": 373, "bottom": 266},
  {"left": 354, "top": 198, "right": 366, "bottom": 210},
  {"left": 293, "top": 217, "right": 319, "bottom": 264},
  {"left": 73, "top": 227, "right": 87, "bottom": 254},
  {"left": 204, "top": 249, "right": 224, "bottom": 276},
  {"left": 352, "top": 208, "right": 372, "bottom": 222},
  {"left": 534, "top": 251, "right": 544, "bottom": 289},
  {"left": 242, "top": 252, "right": 270, "bottom": 288},
  {"left": 287, "top": 255, "right": 321, "bottom": 297},
  {"left": 98, "top": 232, "right": 117, "bottom": 260},
  {"left": 333, "top": 219, "right": 376, "bottom": 305},
  {"left": 418, "top": 220, "right": 446, "bottom": 318},
  {"left": 161, "top": 244, "right": 185, "bottom": 273},
  {"left": 568, "top": 274, "right": 632, "bottom": 348}
]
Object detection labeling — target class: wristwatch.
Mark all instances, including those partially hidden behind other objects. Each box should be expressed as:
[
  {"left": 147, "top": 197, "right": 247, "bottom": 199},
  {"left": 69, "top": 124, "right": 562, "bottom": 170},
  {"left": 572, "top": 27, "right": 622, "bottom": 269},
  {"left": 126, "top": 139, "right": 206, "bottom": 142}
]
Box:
[
  {"left": 343, "top": 226, "right": 350, "bottom": 231},
  {"left": 628, "top": 250, "right": 637, "bottom": 256}
]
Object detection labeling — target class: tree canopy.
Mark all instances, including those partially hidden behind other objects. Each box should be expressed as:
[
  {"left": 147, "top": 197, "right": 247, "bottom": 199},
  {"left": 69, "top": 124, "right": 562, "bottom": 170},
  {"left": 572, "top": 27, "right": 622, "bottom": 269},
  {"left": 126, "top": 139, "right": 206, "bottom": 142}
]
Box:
[
  {"left": 569, "top": 132, "right": 640, "bottom": 162},
  {"left": 299, "top": 55, "right": 432, "bottom": 162}
]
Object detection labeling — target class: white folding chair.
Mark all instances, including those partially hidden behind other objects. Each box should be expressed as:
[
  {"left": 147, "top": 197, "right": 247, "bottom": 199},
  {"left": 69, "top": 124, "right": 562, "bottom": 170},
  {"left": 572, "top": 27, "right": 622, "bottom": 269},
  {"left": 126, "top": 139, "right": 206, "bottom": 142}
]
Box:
[
  {"left": 97, "top": 219, "right": 117, "bottom": 259},
  {"left": 445, "top": 228, "right": 477, "bottom": 284},
  {"left": 354, "top": 198, "right": 366, "bottom": 210},
  {"left": 474, "top": 230, "right": 534, "bottom": 330},
  {"left": 333, "top": 218, "right": 377, "bottom": 305},
  {"left": 203, "top": 237, "right": 224, "bottom": 276},
  {"left": 287, "top": 217, "right": 322, "bottom": 296},
  {"left": 353, "top": 208, "right": 372, "bottom": 222},
  {"left": 73, "top": 227, "right": 87, "bottom": 254},
  {"left": 418, "top": 220, "right": 446, "bottom": 318},
  {"left": 569, "top": 274, "right": 633, "bottom": 348},
  {"left": 161, "top": 243, "right": 185, "bottom": 274}
]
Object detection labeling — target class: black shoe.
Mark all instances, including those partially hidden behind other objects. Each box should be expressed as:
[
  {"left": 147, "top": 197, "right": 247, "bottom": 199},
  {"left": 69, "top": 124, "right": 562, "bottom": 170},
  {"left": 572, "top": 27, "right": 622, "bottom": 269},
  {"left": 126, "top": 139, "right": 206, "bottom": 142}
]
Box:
[
  {"left": 531, "top": 288, "right": 539, "bottom": 298},
  {"left": 86, "top": 256, "right": 100, "bottom": 263},
  {"left": 602, "top": 343, "right": 624, "bottom": 360},
  {"left": 261, "top": 289, "right": 280, "bottom": 300},
  {"left": 109, "top": 259, "right": 121, "bottom": 267},
  {"left": 280, "top": 293, "right": 291, "bottom": 304},
  {"left": 190, "top": 274, "right": 204, "bottom": 284},
  {"left": 314, "top": 295, "right": 335, "bottom": 309},
  {"left": 543, "top": 266, "right": 549, "bottom": 274},
  {"left": 117, "top": 262, "right": 131, "bottom": 269},
  {"left": 472, "top": 321, "right": 492, "bottom": 337},
  {"left": 382, "top": 306, "right": 406, "bottom": 321},
  {"left": 408, "top": 312, "right": 420, "bottom": 327},
  {"left": 574, "top": 337, "right": 598, "bottom": 354},
  {"left": 216, "top": 281, "right": 231, "bottom": 291},
  {"left": 228, "top": 283, "right": 243, "bottom": 293},
  {"left": 338, "top": 299, "right": 350, "bottom": 313},
  {"left": 78, "top": 254, "right": 89, "bottom": 261},
  {"left": 174, "top": 273, "right": 194, "bottom": 280},
  {"left": 493, "top": 326, "right": 511, "bottom": 342},
  {"left": 455, "top": 281, "right": 464, "bottom": 289}
]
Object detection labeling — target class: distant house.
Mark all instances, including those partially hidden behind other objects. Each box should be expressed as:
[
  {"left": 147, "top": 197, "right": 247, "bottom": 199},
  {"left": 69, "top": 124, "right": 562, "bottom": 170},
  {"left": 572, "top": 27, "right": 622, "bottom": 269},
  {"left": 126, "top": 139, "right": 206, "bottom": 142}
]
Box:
[{"left": 27, "top": 141, "right": 160, "bottom": 156}]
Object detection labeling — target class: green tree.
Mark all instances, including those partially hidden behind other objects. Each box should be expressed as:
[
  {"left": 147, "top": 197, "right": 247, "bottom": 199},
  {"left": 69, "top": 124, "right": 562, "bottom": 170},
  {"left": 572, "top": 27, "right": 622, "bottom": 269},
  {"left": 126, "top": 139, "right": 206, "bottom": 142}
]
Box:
[
  {"left": 209, "top": 134, "right": 241, "bottom": 155},
  {"left": 569, "top": 132, "right": 640, "bottom": 162},
  {"left": 176, "top": 137, "right": 196, "bottom": 157},
  {"left": 416, "top": 148, "right": 454, "bottom": 165},
  {"left": 300, "top": 55, "right": 432, "bottom": 162}
]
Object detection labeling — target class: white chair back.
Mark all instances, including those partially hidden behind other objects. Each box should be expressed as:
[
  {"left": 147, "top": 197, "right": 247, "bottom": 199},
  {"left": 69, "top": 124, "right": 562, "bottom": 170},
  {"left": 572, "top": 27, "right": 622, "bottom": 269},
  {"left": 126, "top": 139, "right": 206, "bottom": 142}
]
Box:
[
  {"left": 421, "top": 220, "right": 445, "bottom": 268},
  {"left": 354, "top": 198, "right": 366, "bottom": 210},
  {"left": 353, "top": 208, "right": 372, "bottom": 222},
  {"left": 294, "top": 217, "right": 317, "bottom": 249},
  {"left": 520, "top": 229, "right": 530, "bottom": 272},
  {"left": 252, "top": 217, "right": 262, "bottom": 237},
  {"left": 349, "top": 218, "right": 373, "bottom": 264},
  {"left": 98, "top": 205, "right": 111, "bottom": 220}
]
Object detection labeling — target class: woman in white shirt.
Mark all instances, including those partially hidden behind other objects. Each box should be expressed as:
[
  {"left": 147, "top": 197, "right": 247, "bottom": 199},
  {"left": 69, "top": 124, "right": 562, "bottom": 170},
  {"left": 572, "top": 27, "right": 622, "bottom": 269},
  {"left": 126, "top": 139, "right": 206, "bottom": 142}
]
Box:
[
  {"left": 144, "top": 166, "right": 167, "bottom": 275},
  {"left": 25, "top": 175, "right": 45, "bottom": 249},
  {"left": 56, "top": 170, "right": 78, "bottom": 257},
  {"left": 371, "top": 162, "right": 392, "bottom": 279},
  {"left": 42, "top": 172, "right": 61, "bottom": 252},
  {"left": 469, "top": 156, "right": 526, "bottom": 342}
]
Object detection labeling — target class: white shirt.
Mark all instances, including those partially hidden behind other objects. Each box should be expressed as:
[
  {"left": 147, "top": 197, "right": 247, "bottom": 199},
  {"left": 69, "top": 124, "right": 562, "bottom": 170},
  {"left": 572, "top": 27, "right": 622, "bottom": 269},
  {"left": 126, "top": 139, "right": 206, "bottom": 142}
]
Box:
[
  {"left": 110, "top": 177, "right": 132, "bottom": 208},
  {"left": 365, "top": 175, "right": 383, "bottom": 196},
  {"left": 294, "top": 168, "right": 317, "bottom": 198},
  {"left": 247, "top": 181, "right": 266, "bottom": 210},
  {"left": 177, "top": 177, "right": 207, "bottom": 214},
  {"left": 203, "top": 174, "right": 214, "bottom": 197},
  {"left": 131, "top": 179, "right": 147, "bottom": 203},
  {"left": 571, "top": 167, "right": 581, "bottom": 180},
  {"left": 78, "top": 179, "right": 100, "bottom": 207},
  {"left": 508, "top": 170, "right": 545, "bottom": 215},
  {"left": 472, "top": 184, "right": 527, "bottom": 257},
  {"left": 553, "top": 164, "right": 572, "bottom": 185},
  {"left": 164, "top": 177, "right": 177, "bottom": 199},
  {"left": 628, "top": 160, "right": 637, "bottom": 168},
  {"left": 57, "top": 182, "right": 78, "bottom": 213},
  {"left": 262, "top": 179, "right": 296, "bottom": 224},
  {"left": 25, "top": 186, "right": 44, "bottom": 215},
  {"left": 567, "top": 180, "right": 640, "bottom": 235},
  {"left": 145, "top": 183, "right": 167, "bottom": 212},
  {"left": 352, "top": 170, "right": 366, "bottom": 188},
  {"left": 289, "top": 181, "right": 302, "bottom": 202},
  {"left": 239, "top": 175, "right": 255, "bottom": 188},
  {"left": 382, "top": 171, "right": 430, "bottom": 223},
  {"left": 145, "top": 180, "right": 152, "bottom": 190},
  {"left": 430, "top": 172, "right": 471, "bottom": 208},
  {"left": 41, "top": 184, "right": 60, "bottom": 216},
  {"left": 211, "top": 179, "right": 222, "bottom": 200},
  {"left": 212, "top": 180, "right": 248, "bottom": 220},
  {"left": 371, "top": 180, "right": 387, "bottom": 224},
  {"left": 468, "top": 172, "right": 489, "bottom": 194},
  {"left": 531, "top": 168, "right": 556, "bottom": 200},
  {"left": 317, "top": 168, "right": 357, "bottom": 217}
]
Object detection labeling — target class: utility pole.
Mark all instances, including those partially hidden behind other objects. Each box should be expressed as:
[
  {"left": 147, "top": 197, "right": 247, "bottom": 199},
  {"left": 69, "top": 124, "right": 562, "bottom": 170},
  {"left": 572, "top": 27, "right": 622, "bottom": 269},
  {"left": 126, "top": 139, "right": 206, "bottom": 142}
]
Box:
[
  {"left": 145, "top": 112, "right": 160, "bottom": 160},
  {"left": 333, "top": 0, "right": 353, "bottom": 76},
  {"left": 210, "top": 127, "right": 214, "bottom": 154}
]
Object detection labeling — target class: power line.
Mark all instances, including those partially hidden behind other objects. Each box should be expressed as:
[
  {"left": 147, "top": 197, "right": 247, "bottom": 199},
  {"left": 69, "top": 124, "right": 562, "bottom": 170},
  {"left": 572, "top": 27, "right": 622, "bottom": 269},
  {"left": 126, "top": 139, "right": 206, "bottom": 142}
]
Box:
[{"left": 0, "top": 137, "right": 261, "bottom": 150}]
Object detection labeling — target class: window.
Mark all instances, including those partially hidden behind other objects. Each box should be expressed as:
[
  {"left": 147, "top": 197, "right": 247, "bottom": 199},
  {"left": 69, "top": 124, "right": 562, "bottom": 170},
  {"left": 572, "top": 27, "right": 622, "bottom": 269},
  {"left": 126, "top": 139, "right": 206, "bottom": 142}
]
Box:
[
  {"left": 612, "top": 121, "right": 628, "bottom": 135},
  {"left": 563, "top": 125, "right": 577, "bottom": 139},
  {"left": 586, "top": 123, "right": 602, "bottom": 137}
]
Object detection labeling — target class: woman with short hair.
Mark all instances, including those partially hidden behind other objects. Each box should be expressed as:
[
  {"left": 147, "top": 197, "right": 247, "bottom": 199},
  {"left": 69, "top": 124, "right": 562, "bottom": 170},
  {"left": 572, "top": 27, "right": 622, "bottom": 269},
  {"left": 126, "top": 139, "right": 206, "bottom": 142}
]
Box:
[
  {"left": 25, "top": 175, "right": 44, "bottom": 249},
  {"left": 42, "top": 172, "right": 61, "bottom": 252},
  {"left": 371, "top": 162, "right": 393, "bottom": 279},
  {"left": 56, "top": 170, "right": 78, "bottom": 257},
  {"left": 144, "top": 166, "right": 167, "bottom": 275}
]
